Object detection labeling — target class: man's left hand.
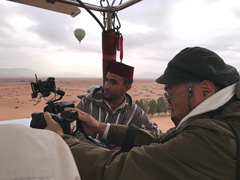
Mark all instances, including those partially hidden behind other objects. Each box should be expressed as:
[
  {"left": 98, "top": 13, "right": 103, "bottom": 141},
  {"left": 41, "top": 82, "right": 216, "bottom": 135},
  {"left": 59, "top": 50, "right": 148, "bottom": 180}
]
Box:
[{"left": 44, "top": 112, "right": 64, "bottom": 136}]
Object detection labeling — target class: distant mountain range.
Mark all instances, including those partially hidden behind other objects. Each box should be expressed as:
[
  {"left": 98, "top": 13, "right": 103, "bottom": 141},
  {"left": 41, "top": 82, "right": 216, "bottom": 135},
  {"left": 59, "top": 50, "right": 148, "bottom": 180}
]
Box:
[
  {"left": 0, "top": 68, "right": 40, "bottom": 78},
  {"left": 0, "top": 68, "right": 96, "bottom": 78},
  {"left": 1, "top": 68, "right": 239, "bottom": 79},
  {"left": 135, "top": 72, "right": 160, "bottom": 79},
  {"left": 0, "top": 68, "right": 161, "bottom": 79}
]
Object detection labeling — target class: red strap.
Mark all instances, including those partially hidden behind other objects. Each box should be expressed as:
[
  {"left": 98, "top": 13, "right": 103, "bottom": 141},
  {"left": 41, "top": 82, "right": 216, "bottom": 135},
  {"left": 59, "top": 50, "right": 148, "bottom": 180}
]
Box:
[{"left": 117, "top": 33, "right": 123, "bottom": 62}]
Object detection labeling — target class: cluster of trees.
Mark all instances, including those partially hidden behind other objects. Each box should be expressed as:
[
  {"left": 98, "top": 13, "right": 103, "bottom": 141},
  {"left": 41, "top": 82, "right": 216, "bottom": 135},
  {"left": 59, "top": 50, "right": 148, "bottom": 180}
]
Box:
[{"left": 135, "top": 97, "right": 168, "bottom": 117}]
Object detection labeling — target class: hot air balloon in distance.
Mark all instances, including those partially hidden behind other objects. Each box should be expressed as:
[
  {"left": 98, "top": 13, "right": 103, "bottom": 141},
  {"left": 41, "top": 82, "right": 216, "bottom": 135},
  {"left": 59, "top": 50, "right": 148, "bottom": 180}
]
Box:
[{"left": 74, "top": 28, "right": 86, "bottom": 43}]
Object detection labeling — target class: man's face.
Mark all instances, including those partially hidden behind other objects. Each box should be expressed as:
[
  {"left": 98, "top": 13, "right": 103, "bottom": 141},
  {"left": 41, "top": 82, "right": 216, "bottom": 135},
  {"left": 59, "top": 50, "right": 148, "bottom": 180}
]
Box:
[
  {"left": 104, "top": 72, "right": 129, "bottom": 101},
  {"left": 164, "top": 83, "right": 200, "bottom": 126}
]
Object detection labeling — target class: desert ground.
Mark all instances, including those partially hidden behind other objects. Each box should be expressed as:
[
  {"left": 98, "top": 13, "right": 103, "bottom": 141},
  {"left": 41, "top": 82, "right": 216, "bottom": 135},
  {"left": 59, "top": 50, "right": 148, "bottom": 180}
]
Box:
[{"left": 0, "top": 78, "right": 174, "bottom": 132}]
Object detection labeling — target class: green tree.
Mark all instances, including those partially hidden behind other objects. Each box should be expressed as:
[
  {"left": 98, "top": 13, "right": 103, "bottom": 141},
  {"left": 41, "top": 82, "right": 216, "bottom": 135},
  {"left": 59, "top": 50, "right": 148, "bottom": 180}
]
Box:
[
  {"left": 148, "top": 99, "right": 157, "bottom": 117},
  {"left": 135, "top": 99, "right": 148, "bottom": 113},
  {"left": 156, "top": 97, "right": 167, "bottom": 116}
]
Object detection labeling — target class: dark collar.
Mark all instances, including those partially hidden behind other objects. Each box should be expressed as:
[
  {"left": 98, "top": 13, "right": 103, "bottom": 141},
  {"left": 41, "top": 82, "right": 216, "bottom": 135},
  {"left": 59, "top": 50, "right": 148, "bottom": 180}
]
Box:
[{"left": 206, "top": 95, "right": 238, "bottom": 118}]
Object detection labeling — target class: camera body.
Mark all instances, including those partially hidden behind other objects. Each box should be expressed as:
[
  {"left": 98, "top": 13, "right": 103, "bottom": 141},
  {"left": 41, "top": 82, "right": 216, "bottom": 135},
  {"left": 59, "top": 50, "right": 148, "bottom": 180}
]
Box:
[
  {"left": 31, "top": 110, "right": 78, "bottom": 134},
  {"left": 30, "top": 75, "right": 78, "bottom": 135}
]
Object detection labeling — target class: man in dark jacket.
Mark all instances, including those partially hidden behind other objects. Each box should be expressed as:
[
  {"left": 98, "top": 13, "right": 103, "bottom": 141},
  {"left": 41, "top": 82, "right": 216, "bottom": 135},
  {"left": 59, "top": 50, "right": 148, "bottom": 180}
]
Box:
[{"left": 44, "top": 46, "right": 240, "bottom": 180}]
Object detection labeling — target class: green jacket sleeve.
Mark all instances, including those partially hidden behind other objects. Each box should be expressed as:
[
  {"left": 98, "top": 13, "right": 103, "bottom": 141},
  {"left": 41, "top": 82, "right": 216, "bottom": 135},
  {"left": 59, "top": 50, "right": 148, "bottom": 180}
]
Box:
[
  {"left": 62, "top": 120, "right": 236, "bottom": 180},
  {"left": 107, "top": 124, "right": 165, "bottom": 147}
]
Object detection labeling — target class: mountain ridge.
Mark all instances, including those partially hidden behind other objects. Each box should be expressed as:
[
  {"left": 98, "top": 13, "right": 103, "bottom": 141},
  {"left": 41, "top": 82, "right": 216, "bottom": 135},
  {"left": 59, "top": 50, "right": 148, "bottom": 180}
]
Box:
[{"left": 0, "top": 68, "right": 161, "bottom": 79}]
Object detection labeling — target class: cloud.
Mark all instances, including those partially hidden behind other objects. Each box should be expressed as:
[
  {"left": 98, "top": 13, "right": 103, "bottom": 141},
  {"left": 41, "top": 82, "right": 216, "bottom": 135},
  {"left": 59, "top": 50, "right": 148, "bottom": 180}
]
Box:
[{"left": 0, "top": 0, "right": 240, "bottom": 78}]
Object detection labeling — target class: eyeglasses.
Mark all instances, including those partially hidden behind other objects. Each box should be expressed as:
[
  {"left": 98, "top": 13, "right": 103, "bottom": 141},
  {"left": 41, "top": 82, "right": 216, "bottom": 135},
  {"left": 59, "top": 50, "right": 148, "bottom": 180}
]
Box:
[{"left": 164, "top": 83, "right": 199, "bottom": 104}]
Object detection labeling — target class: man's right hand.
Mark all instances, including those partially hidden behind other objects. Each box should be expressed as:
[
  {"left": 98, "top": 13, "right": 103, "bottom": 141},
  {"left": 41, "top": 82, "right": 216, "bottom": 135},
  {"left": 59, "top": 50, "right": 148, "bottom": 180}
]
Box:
[{"left": 64, "top": 108, "right": 107, "bottom": 136}]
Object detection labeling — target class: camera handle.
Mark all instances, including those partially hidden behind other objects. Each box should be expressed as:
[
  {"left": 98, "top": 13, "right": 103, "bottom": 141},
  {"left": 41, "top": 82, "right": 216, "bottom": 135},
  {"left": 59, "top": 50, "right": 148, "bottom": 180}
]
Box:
[
  {"left": 45, "top": 101, "right": 55, "bottom": 114},
  {"left": 45, "top": 89, "right": 65, "bottom": 113}
]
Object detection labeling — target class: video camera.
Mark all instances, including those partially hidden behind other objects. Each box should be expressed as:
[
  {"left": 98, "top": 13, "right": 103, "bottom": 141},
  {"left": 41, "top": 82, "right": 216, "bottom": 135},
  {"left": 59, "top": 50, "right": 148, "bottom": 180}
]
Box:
[
  {"left": 30, "top": 75, "right": 107, "bottom": 148},
  {"left": 30, "top": 74, "right": 78, "bottom": 135}
]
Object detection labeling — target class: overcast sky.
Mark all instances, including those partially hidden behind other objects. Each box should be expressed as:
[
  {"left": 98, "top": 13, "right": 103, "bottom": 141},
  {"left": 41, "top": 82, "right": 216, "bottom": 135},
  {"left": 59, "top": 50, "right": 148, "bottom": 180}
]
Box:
[{"left": 1, "top": 0, "right": 240, "bottom": 78}]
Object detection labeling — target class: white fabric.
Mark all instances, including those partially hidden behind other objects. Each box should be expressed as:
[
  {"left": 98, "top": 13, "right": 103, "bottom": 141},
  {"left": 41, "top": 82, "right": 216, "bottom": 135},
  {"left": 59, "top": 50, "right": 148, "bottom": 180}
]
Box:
[
  {"left": 0, "top": 118, "right": 31, "bottom": 126},
  {"left": 0, "top": 124, "right": 81, "bottom": 180},
  {"left": 102, "top": 123, "right": 111, "bottom": 140},
  {"left": 177, "top": 82, "right": 238, "bottom": 129}
]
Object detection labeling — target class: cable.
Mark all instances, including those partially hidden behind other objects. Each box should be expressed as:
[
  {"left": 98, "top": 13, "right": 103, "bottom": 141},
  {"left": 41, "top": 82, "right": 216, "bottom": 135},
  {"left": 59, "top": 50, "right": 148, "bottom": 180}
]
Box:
[{"left": 76, "top": 0, "right": 106, "bottom": 32}]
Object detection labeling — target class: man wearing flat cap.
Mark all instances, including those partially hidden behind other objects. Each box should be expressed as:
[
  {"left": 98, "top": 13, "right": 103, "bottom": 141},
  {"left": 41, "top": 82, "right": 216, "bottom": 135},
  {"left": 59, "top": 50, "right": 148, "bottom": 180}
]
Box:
[
  {"left": 44, "top": 46, "right": 240, "bottom": 180},
  {"left": 75, "top": 61, "right": 160, "bottom": 148}
]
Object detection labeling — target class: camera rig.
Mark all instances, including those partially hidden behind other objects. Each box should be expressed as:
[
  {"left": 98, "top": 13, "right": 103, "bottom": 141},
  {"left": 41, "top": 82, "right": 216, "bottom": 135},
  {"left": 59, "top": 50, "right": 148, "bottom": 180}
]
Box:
[
  {"left": 30, "top": 74, "right": 76, "bottom": 134},
  {"left": 30, "top": 75, "right": 107, "bottom": 148}
]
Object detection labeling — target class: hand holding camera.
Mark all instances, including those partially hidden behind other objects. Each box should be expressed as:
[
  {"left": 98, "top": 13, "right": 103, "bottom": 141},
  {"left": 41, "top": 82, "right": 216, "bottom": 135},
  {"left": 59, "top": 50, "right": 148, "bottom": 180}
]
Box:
[{"left": 44, "top": 112, "right": 64, "bottom": 136}]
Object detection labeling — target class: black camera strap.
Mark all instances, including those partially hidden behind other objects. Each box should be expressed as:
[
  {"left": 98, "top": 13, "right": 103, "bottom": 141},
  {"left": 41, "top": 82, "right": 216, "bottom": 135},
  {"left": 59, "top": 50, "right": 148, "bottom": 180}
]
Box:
[
  {"left": 206, "top": 95, "right": 240, "bottom": 179},
  {"left": 225, "top": 122, "right": 240, "bottom": 179},
  {"left": 120, "top": 123, "right": 139, "bottom": 152}
]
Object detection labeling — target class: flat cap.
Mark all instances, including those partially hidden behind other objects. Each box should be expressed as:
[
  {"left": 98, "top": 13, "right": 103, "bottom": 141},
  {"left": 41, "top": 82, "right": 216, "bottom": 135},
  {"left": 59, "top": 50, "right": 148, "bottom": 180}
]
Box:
[{"left": 156, "top": 47, "right": 239, "bottom": 87}]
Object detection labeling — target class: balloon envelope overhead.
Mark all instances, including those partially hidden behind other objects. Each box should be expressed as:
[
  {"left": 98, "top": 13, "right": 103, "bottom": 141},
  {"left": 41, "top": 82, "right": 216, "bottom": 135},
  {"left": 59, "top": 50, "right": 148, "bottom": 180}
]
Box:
[{"left": 74, "top": 28, "right": 85, "bottom": 43}]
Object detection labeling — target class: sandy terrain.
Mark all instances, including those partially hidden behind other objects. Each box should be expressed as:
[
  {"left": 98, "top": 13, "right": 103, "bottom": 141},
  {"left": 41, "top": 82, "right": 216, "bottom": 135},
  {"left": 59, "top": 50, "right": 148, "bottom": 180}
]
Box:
[{"left": 0, "top": 78, "right": 174, "bottom": 132}]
